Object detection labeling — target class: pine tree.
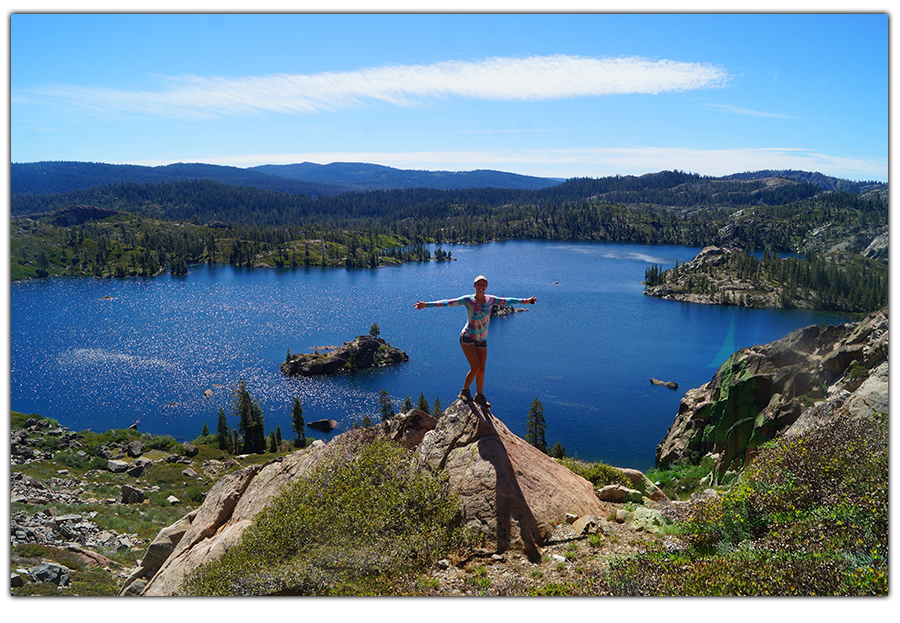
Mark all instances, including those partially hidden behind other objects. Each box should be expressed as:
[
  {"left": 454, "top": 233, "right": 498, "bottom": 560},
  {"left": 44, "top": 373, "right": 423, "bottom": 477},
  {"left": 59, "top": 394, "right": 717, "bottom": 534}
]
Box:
[
  {"left": 417, "top": 392, "right": 430, "bottom": 412},
  {"left": 247, "top": 399, "right": 266, "bottom": 454},
  {"left": 403, "top": 396, "right": 414, "bottom": 412},
  {"left": 379, "top": 390, "right": 395, "bottom": 421},
  {"left": 291, "top": 396, "right": 305, "bottom": 448},
  {"left": 231, "top": 378, "right": 253, "bottom": 452},
  {"left": 432, "top": 396, "right": 443, "bottom": 419},
  {"left": 201, "top": 422, "right": 210, "bottom": 437},
  {"left": 524, "top": 398, "right": 547, "bottom": 453},
  {"left": 216, "top": 407, "right": 230, "bottom": 452},
  {"left": 548, "top": 441, "right": 566, "bottom": 459},
  {"left": 267, "top": 430, "right": 278, "bottom": 453}
]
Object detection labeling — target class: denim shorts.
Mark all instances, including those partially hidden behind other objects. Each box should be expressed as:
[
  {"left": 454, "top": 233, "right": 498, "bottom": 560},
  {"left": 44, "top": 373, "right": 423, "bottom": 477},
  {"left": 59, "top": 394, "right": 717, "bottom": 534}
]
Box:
[{"left": 460, "top": 334, "right": 487, "bottom": 348}]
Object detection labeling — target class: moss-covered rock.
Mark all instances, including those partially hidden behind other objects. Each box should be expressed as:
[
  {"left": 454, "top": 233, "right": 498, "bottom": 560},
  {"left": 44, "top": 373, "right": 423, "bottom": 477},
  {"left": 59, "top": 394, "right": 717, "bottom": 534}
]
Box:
[{"left": 656, "top": 307, "right": 887, "bottom": 478}]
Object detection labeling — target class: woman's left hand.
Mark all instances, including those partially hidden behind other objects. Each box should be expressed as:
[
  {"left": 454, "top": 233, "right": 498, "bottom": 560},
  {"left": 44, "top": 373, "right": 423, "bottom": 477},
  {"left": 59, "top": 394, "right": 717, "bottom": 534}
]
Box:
[{"left": 526, "top": 296, "right": 537, "bottom": 304}]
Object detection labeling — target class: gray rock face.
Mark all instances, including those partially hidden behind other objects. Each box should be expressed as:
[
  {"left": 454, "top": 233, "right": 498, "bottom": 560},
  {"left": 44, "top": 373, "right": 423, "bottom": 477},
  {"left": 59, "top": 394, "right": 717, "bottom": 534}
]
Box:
[
  {"left": 33, "top": 562, "right": 70, "bottom": 586},
  {"left": 415, "top": 399, "right": 608, "bottom": 561},
  {"left": 656, "top": 307, "right": 888, "bottom": 476}
]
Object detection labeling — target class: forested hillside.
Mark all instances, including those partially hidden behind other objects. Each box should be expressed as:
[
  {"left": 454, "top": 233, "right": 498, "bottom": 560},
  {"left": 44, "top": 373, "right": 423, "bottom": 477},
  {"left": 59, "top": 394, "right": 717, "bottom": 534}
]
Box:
[
  {"left": 11, "top": 161, "right": 560, "bottom": 195},
  {"left": 724, "top": 169, "right": 885, "bottom": 194},
  {"left": 10, "top": 161, "right": 344, "bottom": 196},
  {"left": 10, "top": 165, "right": 888, "bottom": 313}
]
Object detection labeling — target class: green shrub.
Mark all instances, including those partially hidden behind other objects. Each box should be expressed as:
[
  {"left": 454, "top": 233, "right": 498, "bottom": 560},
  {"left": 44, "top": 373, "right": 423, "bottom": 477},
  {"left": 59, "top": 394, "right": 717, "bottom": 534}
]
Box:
[
  {"left": 609, "top": 411, "right": 888, "bottom": 596},
  {"left": 140, "top": 433, "right": 182, "bottom": 453},
  {"left": 180, "top": 432, "right": 461, "bottom": 596},
  {"left": 559, "top": 457, "right": 631, "bottom": 488},
  {"left": 52, "top": 450, "right": 90, "bottom": 469},
  {"left": 646, "top": 455, "right": 715, "bottom": 500},
  {"left": 464, "top": 564, "right": 491, "bottom": 593},
  {"left": 79, "top": 428, "right": 141, "bottom": 454},
  {"left": 529, "top": 582, "right": 579, "bottom": 596}
]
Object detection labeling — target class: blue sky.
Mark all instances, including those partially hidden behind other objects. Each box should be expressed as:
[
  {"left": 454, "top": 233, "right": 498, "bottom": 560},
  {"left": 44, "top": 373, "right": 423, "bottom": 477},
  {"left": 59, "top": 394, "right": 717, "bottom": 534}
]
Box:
[{"left": 9, "top": 11, "right": 889, "bottom": 181}]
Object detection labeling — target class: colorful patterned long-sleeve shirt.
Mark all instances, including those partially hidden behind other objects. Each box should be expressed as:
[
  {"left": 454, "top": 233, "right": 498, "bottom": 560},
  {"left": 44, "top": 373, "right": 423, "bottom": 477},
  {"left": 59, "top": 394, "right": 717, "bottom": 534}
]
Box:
[{"left": 423, "top": 294, "right": 529, "bottom": 342}]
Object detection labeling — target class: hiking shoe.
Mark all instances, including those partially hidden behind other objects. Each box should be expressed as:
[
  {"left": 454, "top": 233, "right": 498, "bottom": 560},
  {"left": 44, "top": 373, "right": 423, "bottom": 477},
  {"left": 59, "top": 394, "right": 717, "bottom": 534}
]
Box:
[
  {"left": 459, "top": 388, "right": 473, "bottom": 401},
  {"left": 474, "top": 393, "right": 491, "bottom": 409}
]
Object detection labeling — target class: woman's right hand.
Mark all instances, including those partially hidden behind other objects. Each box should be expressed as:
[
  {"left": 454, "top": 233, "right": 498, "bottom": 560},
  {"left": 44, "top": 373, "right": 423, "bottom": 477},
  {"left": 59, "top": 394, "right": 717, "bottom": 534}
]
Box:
[{"left": 414, "top": 301, "right": 427, "bottom": 309}]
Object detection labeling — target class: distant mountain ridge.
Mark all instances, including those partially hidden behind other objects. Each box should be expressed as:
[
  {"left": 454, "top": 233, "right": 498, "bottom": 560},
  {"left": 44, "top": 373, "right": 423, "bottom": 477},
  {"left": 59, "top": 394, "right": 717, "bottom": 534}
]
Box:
[
  {"left": 11, "top": 161, "right": 563, "bottom": 196},
  {"left": 249, "top": 161, "right": 565, "bottom": 191},
  {"left": 10, "top": 161, "right": 345, "bottom": 197},
  {"left": 13, "top": 160, "right": 884, "bottom": 198}
]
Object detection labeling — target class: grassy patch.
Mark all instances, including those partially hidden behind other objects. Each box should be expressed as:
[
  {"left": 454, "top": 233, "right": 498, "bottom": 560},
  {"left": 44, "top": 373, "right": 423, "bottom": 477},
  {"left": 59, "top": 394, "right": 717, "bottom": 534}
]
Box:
[
  {"left": 645, "top": 455, "right": 715, "bottom": 500},
  {"left": 558, "top": 457, "right": 631, "bottom": 488}
]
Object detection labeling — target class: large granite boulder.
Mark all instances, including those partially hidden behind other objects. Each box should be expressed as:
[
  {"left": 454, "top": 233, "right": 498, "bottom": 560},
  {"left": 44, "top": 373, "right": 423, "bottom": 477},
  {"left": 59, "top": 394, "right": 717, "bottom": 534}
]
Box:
[
  {"left": 135, "top": 440, "right": 331, "bottom": 596},
  {"left": 415, "top": 398, "right": 609, "bottom": 561}
]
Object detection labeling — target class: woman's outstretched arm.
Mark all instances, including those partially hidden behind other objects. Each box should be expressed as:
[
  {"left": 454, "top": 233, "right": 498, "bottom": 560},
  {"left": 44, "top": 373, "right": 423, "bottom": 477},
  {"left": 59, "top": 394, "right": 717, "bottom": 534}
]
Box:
[
  {"left": 414, "top": 296, "right": 469, "bottom": 309},
  {"left": 494, "top": 295, "right": 538, "bottom": 305}
]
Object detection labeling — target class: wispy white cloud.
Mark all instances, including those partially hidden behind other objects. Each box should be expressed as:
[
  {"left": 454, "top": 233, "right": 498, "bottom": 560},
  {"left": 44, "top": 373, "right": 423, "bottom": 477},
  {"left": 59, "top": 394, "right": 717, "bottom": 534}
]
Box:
[
  {"left": 141, "top": 145, "right": 884, "bottom": 181},
  {"left": 18, "top": 55, "right": 729, "bottom": 120},
  {"left": 707, "top": 103, "right": 794, "bottom": 118}
]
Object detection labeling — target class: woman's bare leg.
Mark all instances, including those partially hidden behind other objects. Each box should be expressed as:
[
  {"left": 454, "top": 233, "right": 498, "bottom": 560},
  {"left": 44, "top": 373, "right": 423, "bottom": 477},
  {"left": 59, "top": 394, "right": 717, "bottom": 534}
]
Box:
[{"left": 460, "top": 342, "right": 488, "bottom": 394}]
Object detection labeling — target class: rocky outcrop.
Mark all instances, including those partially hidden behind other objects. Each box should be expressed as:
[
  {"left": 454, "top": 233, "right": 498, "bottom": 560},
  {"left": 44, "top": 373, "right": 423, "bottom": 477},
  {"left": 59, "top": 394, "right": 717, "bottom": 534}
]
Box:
[
  {"left": 643, "top": 245, "right": 887, "bottom": 310},
  {"left": 415, "top": 398, "right": 609, "bottom": 561},
  {"left": 644, "top": 246, "right": 785, "bottom": 307},
  {"left": 656, "top": 307, "right": 888, "bottom": 478},
  {"left": 11, "top": 470, "right": 144, "bottom": 580},
  {"left": 126, "top": 398, "right": 615, "bottom": 594},
  {"left": 49, "top": 204, "right": 120, "bottom": 227},
  {"left": 281, "top": 335, "right": 408, "bottom": 376},
  {"left": 306, "top": 418, "right": 338, "bottom": 432},
  {"left": 133, "top": 439, "right": 332, "bottom": 596},
  {"left": 492, "top": 304, "right": 527, "bottom": 318}
]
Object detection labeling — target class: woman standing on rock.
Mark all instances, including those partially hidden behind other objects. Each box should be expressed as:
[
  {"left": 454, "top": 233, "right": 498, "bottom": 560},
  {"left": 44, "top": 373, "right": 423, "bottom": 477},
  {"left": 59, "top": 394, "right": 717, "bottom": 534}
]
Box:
[{"left": 414, "top": 275, "right": 536, "bottom": 409}]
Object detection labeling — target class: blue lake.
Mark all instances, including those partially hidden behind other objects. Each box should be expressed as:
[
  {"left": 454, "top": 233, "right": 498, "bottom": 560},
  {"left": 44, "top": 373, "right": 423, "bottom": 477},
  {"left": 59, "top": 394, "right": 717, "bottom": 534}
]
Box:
[{"left": 9, "top": 240, "right": 854, "bottom": 472}]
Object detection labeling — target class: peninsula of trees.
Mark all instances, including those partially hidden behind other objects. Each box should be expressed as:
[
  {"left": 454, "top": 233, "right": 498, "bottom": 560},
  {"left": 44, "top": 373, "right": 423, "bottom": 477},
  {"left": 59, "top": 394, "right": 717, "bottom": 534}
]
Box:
[{"left": 644, "top": 246, "right": 887, "bottom": 313}]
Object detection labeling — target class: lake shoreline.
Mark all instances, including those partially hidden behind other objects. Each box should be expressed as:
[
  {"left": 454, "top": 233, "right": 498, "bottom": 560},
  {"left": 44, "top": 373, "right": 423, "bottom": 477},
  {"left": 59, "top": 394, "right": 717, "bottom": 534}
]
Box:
[{"left": 11, "top": 240, "right": 856, "bottom": 472}]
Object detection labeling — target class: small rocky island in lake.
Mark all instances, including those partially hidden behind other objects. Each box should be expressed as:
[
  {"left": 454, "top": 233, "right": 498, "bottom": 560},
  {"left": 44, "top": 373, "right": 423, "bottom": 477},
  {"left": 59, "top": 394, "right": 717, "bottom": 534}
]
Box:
[{"left": 281, "top": 334, "right": 409, "bottom": 377}]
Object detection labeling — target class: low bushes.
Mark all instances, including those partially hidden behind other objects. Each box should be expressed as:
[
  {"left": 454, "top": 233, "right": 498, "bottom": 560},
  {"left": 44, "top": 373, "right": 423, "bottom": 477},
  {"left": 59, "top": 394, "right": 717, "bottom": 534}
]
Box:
[
  {"left": 180, "top": 433, "right": 461, "bottom": 596},
  {"left": 605, "top": 411, "right": 888, "bottom": 595}
]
